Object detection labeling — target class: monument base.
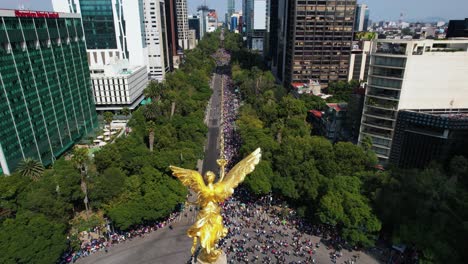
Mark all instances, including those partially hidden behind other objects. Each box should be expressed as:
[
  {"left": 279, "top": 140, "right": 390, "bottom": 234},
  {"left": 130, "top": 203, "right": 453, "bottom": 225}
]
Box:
[{"left": 194, "top": 251, "right": 227, "bottom": 264}]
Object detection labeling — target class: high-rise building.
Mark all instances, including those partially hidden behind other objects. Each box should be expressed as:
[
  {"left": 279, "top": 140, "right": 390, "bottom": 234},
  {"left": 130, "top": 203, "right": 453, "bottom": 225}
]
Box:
[
  {"left": 359, "top": 39, "right": 468, "bottom": 162},
  {"left": 175, "top": 0, "right": 191, "bottom": 50},
  {"left": 0, "top": 9, "right": 98, "bottom": 175},
  {"left": 52, "top": 0, "right": 170, "bottom": 81},
  {"left": 243, "top": 0, "right": 269, "bottom": 52},
  {"left": 269, "top": 0, "right": 288, "bottom": 81},
  {"left": 227, "top": 0, "right": 235, "bottom": 18},
  {"left": 165, "top": 0, "right": 178, "bottom": 70},
  {"left": 230, "top": 15, "right": 239, "bottom": 33},
  {"left": 140, "top": 0, "right": 171, "bottom": 80},
  {"left": 354, "top": 4, "right": 370, "bottom": 32},
  {"left": 282, "top": 0, "right": 357, "bottom": 88},
  {"left": 348, "top": 40, "right": 372, "bottom": 82},
  {"left": 197, "top": 6, "right": 209, "bottom": 40},
  {"left": 206, "top": 10, "right": 219, "bottom": 33},
  {"left": 188, "top": 15, "right": 201, "bottom": 40}
]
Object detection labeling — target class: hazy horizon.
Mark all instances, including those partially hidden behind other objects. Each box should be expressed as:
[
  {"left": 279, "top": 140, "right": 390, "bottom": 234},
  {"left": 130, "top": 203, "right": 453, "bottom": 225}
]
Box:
[{"left": 1, "top": 0, "right": 467, "bottom": 22}]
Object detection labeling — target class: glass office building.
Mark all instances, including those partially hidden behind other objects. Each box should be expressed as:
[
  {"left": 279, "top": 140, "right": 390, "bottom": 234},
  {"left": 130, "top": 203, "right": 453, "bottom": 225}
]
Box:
[
  {"left": 80, "top": 0, "right": 118, "bottom": 49},
  {"left": 0, "top": 9, "right": 97, "bottom": 175}
]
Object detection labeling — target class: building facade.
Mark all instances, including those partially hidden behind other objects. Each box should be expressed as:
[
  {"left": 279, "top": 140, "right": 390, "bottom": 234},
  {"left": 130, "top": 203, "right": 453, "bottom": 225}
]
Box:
[
  {"left": 188, "top": 15, "right": 200, "bottom": 40},
  {"left": 0, "top": 9, "right": 97, "bottom": 174},
  {"left": 227, "top": 0, "right": 235, "bottom": 19},
  {"left": 354, "top": 4, "right": 369, "bottom": 32},
  {"left": 243, "top": 0, "right": 269, "bottom": 53},
  {"left": 175, "top": 0, "right": 191, "bottom": 49},
  {"left": 52, "top": 0, "right": 170, "bottom": 81},
  {"left": 142, "top": 0, "right": 171, "bottom": 80},
  {"left": 308, "top": 103, "right": 348, "bottom": 142},
  {"left": 446, "top": 18, "right": 468, "bottom": 38},
  {"left": 390, "top": 110, "right": 468, "bottom": 169},
  {"left": 91, "top": 61, "right": 147, "bottom": 111},
  {"left": 348, "top": 40, "right": 372, "bottom": 82},
  {"left": 359, "top": 39, "right": 468, "bottom": 162},
  {"left": 283, "top": 0, "right": 357, "bottom": 89}
]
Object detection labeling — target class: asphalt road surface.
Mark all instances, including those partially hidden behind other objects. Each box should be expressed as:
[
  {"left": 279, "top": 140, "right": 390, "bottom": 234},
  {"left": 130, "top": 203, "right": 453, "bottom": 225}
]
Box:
[
  {"left": 201, "top": 73, "right": 223, "bottom": 176},
  {"left": 76, "top": 205, "right": 198, "bottom": 264}
]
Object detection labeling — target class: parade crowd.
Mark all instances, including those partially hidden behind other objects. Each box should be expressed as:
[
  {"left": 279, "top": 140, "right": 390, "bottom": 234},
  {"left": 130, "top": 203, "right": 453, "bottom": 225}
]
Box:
[{"left": 215, "top": 49, "right": 364, "bottom": 264}]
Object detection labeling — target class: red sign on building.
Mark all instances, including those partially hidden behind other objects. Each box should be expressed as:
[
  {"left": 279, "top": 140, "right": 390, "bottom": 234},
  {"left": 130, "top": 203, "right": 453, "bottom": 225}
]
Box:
[{"left": 15, "top": 10, "right": 59, "bottom": 19}]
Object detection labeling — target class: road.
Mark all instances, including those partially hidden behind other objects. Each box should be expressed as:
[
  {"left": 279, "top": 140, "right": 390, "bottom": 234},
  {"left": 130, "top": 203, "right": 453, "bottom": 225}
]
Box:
[
  {"left": 76, "top": 205, "right": 198, "bottom": 264},
  {"left": 201, "top": 73, "right": 223, "bottom": 176},
  {"left": 76, "top": 69, "right": 224, "bottom": 264}
]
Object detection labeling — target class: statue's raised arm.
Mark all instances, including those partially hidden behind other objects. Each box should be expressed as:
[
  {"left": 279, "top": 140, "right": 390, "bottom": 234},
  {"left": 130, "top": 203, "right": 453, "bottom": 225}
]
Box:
[{"left": 214, "top": 148, "right": 262, "bottom": 200}]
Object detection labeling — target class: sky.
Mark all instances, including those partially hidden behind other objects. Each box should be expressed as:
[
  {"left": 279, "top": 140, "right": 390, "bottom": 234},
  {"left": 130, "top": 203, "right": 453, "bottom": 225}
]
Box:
[{"left": 1, "top": 0, "right": 467, "bottom": 22}]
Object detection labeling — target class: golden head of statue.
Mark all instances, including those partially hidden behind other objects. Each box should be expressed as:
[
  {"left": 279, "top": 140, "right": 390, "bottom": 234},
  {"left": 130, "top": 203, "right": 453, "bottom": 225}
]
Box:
[{"left": 169, "top": 148, "right": 261, "bottom": 263}]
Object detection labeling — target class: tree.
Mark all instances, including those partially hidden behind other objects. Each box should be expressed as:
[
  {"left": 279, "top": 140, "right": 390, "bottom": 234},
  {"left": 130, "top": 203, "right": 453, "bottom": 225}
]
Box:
[
  {"left": 144, "top": 81, "right": 164, "bottom": 101},
  {"left": 106, "top": 167, "right": 186, "bottom": 230},
  {"left": 401, "top": 27, "right": 412, "bottom": 36},
  {"left": 89, "top": 167, "right": 125, "bottom": 207},
  {"left": 0, "top": 213, "right": 67, "bottom": 264},
  {"left": 71, "top": 147, "right": 91, "bottom": 218},
  {"left": 16, "top": 158, "right": 44, "bottom": 182},
  {"left": 317, "top": 176, "right": 381, "bottom": 246},
  {"left": 146, "top": 120, "right": 157, "bottom": 152},
  {"left": 121, "top": 107, "right": 131, "bottom": 119},
  {"left": 143, "top": 102, "right": 159, "bottom": 121},
  {"left": 103, "top": 111, "right": 114, "bottom": 132}
]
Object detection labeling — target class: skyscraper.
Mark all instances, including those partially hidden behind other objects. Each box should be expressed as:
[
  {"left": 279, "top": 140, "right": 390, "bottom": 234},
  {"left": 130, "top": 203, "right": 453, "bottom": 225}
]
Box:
[
  {"left": 243, "top": 0, "right": 269, "bottom": 53},
  {"left": 0, "top": 9, "right": 98, "bottom": 175},
  {"left": 175, "top": 0, "right": 191, "bottom": 49},
  {"left": 52, "top": 0, "right": 170, "bottom": 81},
  {"left": 188, "top": 15, "right": 201, "bottom": 40},
  {"left": 282, "top": 0, "right": 357, "bottom": 88},
  {"left": 355, "top": 4, "right": 370, "bottom": 32},
  {"left": 143, "top": 0, "right": 171, "bottom": 80},
  {"left": 227, "top": 0, "right": 235, "bottom": 18}
]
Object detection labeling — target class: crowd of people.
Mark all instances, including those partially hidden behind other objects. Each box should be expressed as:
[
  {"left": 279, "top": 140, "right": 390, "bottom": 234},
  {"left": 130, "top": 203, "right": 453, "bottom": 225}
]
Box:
[
  {"left": 220, "top": 56, "right": 242, "bottom": 169},
  {"left": 217, "top": 190, "right": 365, "bottom": 264},
  {"left": 60, "top": 212, "right": 181, "bottom": 263},
  {"left": 212, "top": 46, "right": 367, "bottom": 264}
]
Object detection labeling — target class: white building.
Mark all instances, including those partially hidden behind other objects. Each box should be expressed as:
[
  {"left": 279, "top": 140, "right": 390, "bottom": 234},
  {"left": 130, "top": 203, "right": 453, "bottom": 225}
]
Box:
[
  {"left": 175, "top": 0, "right": 192, "bottom": 50},
  {"left": 91, "top": 60, "right": 147, "bottom": 111},
  {"left": 52, "top": 0, "right": 169, "bottom": 81},
  {"left": 359, "top": 39, "right": 468, "bottom": 161},
  {"left": 143, "top": 0, "right": 171, "bottom": 80},
  {"left": 348, "top": 40, "right": 373, "bottom": 82},
  {"left": 206, "top": 10, "right": 218, "bottom": 33}
]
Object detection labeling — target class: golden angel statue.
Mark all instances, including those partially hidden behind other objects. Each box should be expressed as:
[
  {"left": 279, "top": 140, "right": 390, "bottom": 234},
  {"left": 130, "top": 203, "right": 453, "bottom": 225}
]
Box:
[{"left": 169, "top": 148, "right": 261, "bottom": 263}]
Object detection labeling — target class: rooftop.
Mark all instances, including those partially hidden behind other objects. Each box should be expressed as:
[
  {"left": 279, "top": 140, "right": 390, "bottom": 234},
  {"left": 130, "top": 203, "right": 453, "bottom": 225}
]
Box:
[{"left": 0, "top": 9, "right": 81, "bottom": 19}]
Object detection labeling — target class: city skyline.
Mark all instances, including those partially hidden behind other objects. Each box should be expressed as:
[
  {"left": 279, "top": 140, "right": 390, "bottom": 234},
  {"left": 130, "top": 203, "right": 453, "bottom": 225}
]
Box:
[{"left": 2, "top": 0, "right": 467, "bottom": 22}]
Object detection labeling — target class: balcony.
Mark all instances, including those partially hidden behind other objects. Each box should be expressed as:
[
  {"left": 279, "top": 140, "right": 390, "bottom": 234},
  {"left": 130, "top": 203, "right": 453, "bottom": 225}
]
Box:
[
  {"left": 362, "top": 116, "right": 394, "bottom": 130},
  {"left": 366, "top": 97, "right": 398, "bottom": 110},
  {"left": 361, "top": 126, "right": 392, "bottom": 139},
  {"left": 364, "top": 108, "right": 397, "bottom": 120},
  {"left": 375, "top": 42, "right": 407, "bottom": 56},
  {"left": 367, "top": 89, "right": 400, "bottom": 100}
]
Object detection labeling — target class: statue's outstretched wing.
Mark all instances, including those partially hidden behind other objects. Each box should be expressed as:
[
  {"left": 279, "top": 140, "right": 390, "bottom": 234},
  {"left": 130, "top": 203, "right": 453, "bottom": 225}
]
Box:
[
  {"left": 169, "top": 166, "right": 206, "bottom": 193},
  {"left": 215, "top": 148, "right": 261, "bottom": 200}
]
